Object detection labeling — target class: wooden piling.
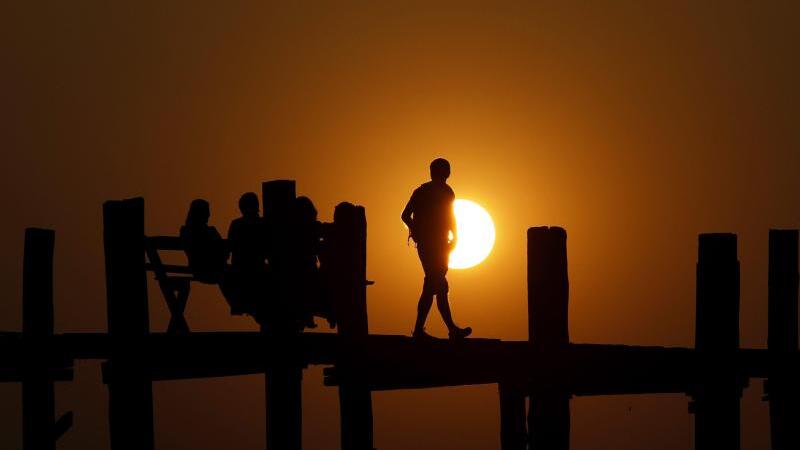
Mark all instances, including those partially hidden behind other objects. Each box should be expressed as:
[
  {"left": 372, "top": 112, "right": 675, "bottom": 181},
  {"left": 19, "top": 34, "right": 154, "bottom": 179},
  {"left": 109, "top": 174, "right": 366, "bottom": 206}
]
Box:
[
  {"left": 332, "top": 203, "right": 373, "bottom": 450},
  {"left": 768, "top": 230, "right": 799, "bottom": 352},
  {"left": 527, "top": 226, "right": 571, "bottom": 450},
  {"left": 696, "top": 234, "right": 740, "bottom": 353},
  {"left": 21, "top": 228, "right": 57, "bottom": 450},
  {"left": 765, "top": 230, "right": 799, "bottom": 450},
  {"left": 262, "top": 180, "right": 303, "bottom": 450},
  {"left": 527, "top": 227, "right": 569, "bottom": 347},
  {"left": 692, "top": 233, "right": 742, "bottom": 450},
  {"left": 103, "top": 198, "right": 154, "bottom": 450},
  {"left": 262, "top": 179, "right": 296, "bottom": 223}
]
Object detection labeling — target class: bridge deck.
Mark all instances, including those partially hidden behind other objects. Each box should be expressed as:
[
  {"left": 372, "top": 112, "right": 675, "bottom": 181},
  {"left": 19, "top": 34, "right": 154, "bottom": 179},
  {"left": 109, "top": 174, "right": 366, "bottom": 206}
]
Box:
[{"left": 0, "top": 332, "right": 793, "bottom": 394}]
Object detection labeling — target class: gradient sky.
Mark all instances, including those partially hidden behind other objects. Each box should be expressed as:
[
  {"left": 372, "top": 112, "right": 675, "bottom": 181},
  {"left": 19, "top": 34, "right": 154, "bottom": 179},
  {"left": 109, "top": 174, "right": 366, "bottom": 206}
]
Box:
[{"left": 2, "top": 2, "right": 799, "bottom": 449}]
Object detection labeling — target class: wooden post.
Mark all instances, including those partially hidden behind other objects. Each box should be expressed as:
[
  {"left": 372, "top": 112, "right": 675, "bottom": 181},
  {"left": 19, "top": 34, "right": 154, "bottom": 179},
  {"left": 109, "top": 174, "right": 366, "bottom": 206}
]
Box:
[
  {"left": 333, "top": 203, "right": 373, "bottom": 450},
  {"left": 765, "top": 230, "right": 799, "bottom": 450},
  {"left": 695, "top": 234, "right": 740, "bottom": 353},
  {"left": 21, "top": 228, "right": 57, "bottom": 450},
  {"left": 768, "top": 230, "right": 799, "bottom": 352},
  {"left": 527, "top": 226, "right": 570, "bottom": 450},
  {"left": 103, "top": 198, "right": 154, "bottom": 450},
  {"left": 692, "top": 233, "right": 742, "bottom": 450},
  {"left": 262, "top": 179, "right": 296, "bottom": 224},
  {"left": 262, "top": 180, "right": 303, "bottom": 450},
  {"left": 262, "top": 179, "right": 297, "bottom": 327}
]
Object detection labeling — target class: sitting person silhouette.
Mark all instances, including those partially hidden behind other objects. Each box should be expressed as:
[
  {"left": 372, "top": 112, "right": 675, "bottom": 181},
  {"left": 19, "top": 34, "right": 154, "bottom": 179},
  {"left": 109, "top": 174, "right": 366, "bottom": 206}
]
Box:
[
  {"left": 291, "top": 196, "right": 324, "bottom": 329},
  {"left": 222, "top": 192, "right": 268, "bottom": 317},
  {"left": 402, "top": 158, "right": 472, "bottom": 340},
  {"left": 179, "top": 199, "right": 227, "bottom": 284}
]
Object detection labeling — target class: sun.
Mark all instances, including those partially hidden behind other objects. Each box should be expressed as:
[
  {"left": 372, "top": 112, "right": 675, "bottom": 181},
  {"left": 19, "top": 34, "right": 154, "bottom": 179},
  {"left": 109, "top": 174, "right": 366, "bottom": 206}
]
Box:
[{"left": 449, "top": 199, "right": 496, "bottom": 269}]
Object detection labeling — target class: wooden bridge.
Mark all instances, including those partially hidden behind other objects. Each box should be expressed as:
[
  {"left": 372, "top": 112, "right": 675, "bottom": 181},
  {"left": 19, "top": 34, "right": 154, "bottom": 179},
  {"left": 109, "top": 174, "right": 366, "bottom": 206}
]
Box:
[{"left": 2, "top": 180, "right": 799, "bottom": 450}]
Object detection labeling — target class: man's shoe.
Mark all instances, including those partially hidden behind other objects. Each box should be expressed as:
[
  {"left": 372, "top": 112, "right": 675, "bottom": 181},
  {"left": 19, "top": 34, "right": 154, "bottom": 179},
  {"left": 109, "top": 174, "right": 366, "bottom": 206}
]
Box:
[
  {"left": 412, "top": 329, "right": 436, "bottom": 340},
  {"left": 448, "top": 326, "right": 472, "bottom": 340}
]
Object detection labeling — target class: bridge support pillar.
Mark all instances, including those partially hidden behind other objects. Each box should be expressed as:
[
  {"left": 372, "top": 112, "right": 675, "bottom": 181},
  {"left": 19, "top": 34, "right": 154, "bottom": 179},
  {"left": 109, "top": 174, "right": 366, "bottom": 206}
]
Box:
[
  {"left": 691, "top": 233, "right": 743, "bottom": 450},
  {"left": 21, "top": 228, "right": 60, "bottom": 450},
  {"left": 332, "top": 203, "right": 374, "bottom": 450},
  {"left": 527, "top": 226, "right": 571, "bottom": 450},
  {"left": 262, "top": 180, "right": 304, "bottom": 450},
  {"left": 103, "top": 198, "right": 155, "bottom": 450},
  {"left": 765, "top": 230, "right": 800, "bottom": 450}
]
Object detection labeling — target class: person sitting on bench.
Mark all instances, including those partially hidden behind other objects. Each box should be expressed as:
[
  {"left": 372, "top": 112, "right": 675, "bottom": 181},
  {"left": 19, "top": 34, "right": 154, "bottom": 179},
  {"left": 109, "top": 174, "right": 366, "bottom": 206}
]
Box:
[
  {"left": 222, "top": 192, "right": 268, "bottom": 317},
  {"left": 179, "top": 199, "right": 227, "bottom": 284},
  {"left": 291, "top": 196, "right": 325, "bottom": 329}
]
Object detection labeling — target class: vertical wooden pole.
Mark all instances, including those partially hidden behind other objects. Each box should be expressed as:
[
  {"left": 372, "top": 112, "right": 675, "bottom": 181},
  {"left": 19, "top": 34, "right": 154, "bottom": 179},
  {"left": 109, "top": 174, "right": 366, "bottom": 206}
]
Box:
[
  {"left": 262, "top": 179, "right": 296, "bottom": 224},
  {"left": 768, "top": 230, "right": 799, "bottom": 352},
  {"left": 333, "top": 203, "right": 373, "bottom": 450},
  {"left": 262, "top": 180, "right": 303, "bottom": 450},
  {"left": 21, "top": 228, "right": 56, "bottom": 450},
  {"left": 692, "top": 233, "right": 741, "bottom": 450},
  {"left": 766, "top": 230, "right": 799, "bottom": 450},
  {"left": 527, "top": 227, "right": 569, "bottom": 347},
  {"left": 527, "top": 226, "right": 570, "bottom": 450},
  {"left": 103, "top": 198, "right": 154, "bottom": 450},
  {"left": 262, "top": 179, "right": 297, "bottom": 328}
]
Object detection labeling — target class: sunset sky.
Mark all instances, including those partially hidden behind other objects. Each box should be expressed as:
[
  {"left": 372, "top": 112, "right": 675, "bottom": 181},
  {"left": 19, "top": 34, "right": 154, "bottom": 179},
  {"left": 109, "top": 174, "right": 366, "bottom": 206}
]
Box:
[{"left": 2, "top": 2, "right": 800, "bottom": 449}]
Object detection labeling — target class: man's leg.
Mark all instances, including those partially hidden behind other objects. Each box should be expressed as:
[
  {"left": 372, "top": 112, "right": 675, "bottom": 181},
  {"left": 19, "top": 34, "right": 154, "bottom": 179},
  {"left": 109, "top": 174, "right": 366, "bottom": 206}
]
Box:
[
  {"left": 413, "top": 283, "right": 434, "bottom": 334},
  {"left": 430, "top": 249, "right": 459, "bottom": 332},
  {"left": 435, "top": 295, "right": 456, "bottom": 331},
  {"left": 434, "top": 279, "right": 457, "bottom": 331},
  {"left": 433, "top": 271, "right": 471, "bottom": 339},
  {"left": 414, "top": 246, "right": 435, "bottom": 335}
]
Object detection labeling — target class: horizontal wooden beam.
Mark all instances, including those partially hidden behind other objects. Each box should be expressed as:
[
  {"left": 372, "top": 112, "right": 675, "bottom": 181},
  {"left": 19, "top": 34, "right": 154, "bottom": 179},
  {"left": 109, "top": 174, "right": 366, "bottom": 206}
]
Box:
[{"left": 1, "top": 332, "right": 797, "bottom": 392}]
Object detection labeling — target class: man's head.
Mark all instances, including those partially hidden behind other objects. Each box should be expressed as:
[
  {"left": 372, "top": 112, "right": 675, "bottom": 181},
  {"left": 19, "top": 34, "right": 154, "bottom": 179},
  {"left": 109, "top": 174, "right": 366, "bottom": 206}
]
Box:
[
  {"left": 294, "top": 196, "right": 318, "bottom": 223},
  {"left": 430, "top": 158, "right": 451, "bottom": 182},
  {"left": 238, "top": 192, "right": 260, "bottom": 217},
  {"left": 186, "top": 199, "right": 211, "bottom": 226}
]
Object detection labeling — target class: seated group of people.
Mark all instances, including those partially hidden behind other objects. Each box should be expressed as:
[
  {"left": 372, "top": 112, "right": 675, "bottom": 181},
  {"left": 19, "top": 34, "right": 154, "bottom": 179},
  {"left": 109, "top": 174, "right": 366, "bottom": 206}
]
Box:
[{"left": 179, "top": 193, "right": 331, "bottom": 332}]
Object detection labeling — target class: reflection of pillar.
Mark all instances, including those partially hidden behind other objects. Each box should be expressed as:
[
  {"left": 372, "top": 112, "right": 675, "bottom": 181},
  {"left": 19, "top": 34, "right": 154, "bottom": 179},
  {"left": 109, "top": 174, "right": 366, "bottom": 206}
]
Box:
[
  {"left": 21, "top": 228, "right": 56, "bottom": 450},
  {"left": 527, "top": 226, "right": 570, "bottom": 450},
  {"left": 262, "top": 180, "right": 303, "bottom": 450},
  {"left": 529, "top": 391, "right": 571, "bottom": 450},
  {"left": 692, "top": 233, "right": 742, "bottom": 450},
  {"left": 766, "top": 230, "right": 800, "bottom": 450},
  {"left": 499, "top": 382, "right": 527, "bottom": 450},
  {"left": 103, "top": 198, "right": 154, "bottom": 450},
  {"left": 266, "top": 364, "right": 302, "bottom": 450},
  {"left": 333, "top": 204, "right": 373, "bottom": 450}
]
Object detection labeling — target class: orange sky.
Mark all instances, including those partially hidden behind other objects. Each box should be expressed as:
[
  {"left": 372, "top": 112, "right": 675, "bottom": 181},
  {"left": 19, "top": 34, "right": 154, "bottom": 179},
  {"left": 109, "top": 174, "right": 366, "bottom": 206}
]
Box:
[{"left": 2, "top": 2, "right": 799, "bottom": 449}]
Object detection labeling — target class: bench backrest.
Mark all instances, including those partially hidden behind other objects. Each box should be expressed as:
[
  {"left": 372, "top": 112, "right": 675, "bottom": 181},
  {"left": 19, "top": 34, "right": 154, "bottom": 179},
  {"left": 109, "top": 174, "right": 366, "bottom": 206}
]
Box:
[{"left": 143, "top": 236, "right": 195, "bottom": 280}]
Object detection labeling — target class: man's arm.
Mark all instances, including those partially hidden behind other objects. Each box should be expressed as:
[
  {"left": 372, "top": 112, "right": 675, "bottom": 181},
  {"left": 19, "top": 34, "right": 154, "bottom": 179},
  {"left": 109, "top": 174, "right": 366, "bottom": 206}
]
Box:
[
  {"left": 401, "top": 193, "right": 415, "bottom": 230},
  {"left": 448, "top": 197, "right": 457, "bottom": 249}
]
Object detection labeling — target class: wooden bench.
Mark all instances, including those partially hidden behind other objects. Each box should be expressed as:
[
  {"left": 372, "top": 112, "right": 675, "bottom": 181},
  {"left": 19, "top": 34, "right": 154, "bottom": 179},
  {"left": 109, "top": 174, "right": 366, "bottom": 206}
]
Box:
[
  {"left": 144, "top": 235, "right": 222, "bottom": 334},
  {"left": 144, "top": 219, "right": 373, "bottom": 334}
]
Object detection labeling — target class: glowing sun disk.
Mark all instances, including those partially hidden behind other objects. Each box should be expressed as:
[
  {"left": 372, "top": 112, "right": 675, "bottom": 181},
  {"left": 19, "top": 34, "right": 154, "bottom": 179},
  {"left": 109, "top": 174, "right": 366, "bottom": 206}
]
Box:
[{"left": 449, "top": 199, "right": 495, "bottom": 269}]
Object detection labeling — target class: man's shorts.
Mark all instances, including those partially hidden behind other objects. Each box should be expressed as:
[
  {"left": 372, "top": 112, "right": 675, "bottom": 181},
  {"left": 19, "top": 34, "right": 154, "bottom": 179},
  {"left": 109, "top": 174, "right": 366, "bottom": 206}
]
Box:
[{"left": 417, "top": 242, "right": 449, "bottom": 296}]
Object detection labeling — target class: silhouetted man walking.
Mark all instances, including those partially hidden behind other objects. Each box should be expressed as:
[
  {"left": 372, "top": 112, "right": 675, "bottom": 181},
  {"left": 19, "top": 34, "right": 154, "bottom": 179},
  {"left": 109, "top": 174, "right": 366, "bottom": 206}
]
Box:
[{"left": 402, "top": 158, "right": 472, "bottom": 339}]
